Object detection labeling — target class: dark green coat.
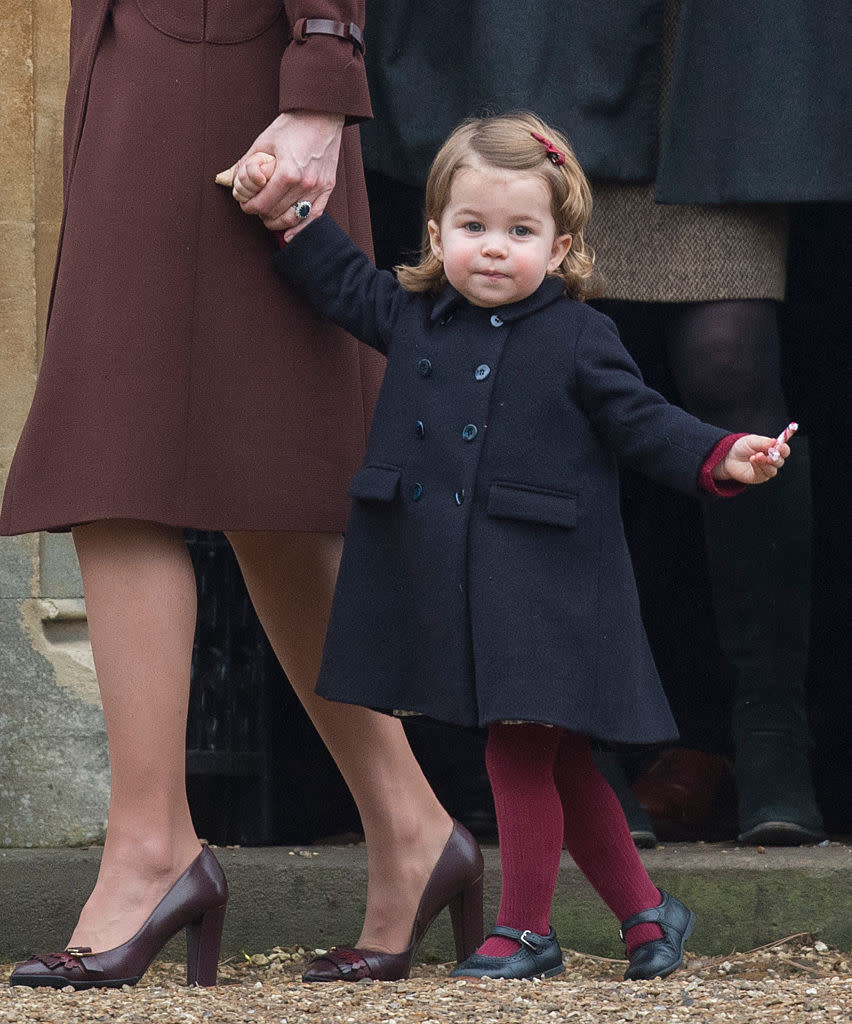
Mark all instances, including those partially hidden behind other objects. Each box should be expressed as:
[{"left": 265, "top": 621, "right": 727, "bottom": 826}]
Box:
[{"left": 361, "top": 0, "right": 851, "bottom": 202}]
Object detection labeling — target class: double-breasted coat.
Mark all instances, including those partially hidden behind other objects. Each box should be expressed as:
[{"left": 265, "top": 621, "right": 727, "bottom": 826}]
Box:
[
  {"left": 1, "top": 0, "right": 385, "bottom": 536},
  {"left": 274, "top": 217, "right": 733, "bottom": 742}
]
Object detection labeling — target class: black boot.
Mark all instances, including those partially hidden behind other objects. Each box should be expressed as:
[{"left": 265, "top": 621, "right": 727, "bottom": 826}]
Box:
[
  {"left": 592, "top": 750, "right": 657, "bottom": 848},
  {"left": 702, "top": 438, "right": 825, "bottom": 844},
  {"left": 733, "top": 728, "right": 825, "bottom": 844}
]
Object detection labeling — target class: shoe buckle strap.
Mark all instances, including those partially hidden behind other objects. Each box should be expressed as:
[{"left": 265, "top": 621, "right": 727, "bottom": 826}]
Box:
[
  {"left": 489, "top": 925, "right": 548, "bottom": 951},
  {"left": 34, "top": 948, "right": 103, "bottom": 975},
  {"left": 66, "top": 948, "right": 104, "bottom": 975},
  {"left": 620, "top": 894, "right": 669, "bottom": 941}
]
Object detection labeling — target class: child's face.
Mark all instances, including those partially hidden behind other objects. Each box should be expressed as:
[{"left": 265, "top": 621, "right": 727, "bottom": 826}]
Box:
[{"left": 428, "top": 161, "right": 572, "bottom": 308}]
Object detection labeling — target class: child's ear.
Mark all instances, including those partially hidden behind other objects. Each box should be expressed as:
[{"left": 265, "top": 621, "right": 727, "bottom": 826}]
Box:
[
  {"left": 548, "top": 233, "right": 572, "bottom": 272},
  {"left": 427, "top": 219, "right": 444, "bottom": 262}
]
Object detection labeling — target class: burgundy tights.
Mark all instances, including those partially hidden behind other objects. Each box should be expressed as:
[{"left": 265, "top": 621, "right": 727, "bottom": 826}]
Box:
[{"left": 478, "top": 723, "right": 663, "bottom": 958}]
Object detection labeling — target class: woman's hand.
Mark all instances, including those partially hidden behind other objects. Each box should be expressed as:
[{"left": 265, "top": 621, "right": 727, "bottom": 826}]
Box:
[
  {"left": 712, "top": 434, "right": 793, "bottom": 485},
  {"left": 216, "top": 109, "right": 344, "bottom": 240}
]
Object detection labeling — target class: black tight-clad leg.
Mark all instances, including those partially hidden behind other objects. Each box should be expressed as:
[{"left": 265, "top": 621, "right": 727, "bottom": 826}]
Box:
[{"left": 601, "top": 299, "right": 824, "bottom": 844}]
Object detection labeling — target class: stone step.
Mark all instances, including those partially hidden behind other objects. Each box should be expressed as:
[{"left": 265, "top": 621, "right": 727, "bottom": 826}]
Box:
[{"left": 1, "top": 840, "right": 850, "bottom": 966}]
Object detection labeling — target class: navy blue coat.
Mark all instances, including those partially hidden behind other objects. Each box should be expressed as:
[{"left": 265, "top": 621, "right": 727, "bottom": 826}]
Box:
[{"left": 274, "top": 216, "right": 730, "bottom": 742}]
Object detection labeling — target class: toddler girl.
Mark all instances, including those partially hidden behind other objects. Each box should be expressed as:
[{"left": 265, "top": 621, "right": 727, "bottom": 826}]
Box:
[{"left": 222, "top": 112, "right": 794, "bottom": 981}]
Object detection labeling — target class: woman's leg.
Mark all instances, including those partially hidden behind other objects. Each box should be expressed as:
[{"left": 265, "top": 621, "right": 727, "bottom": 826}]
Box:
[
  {"left": 476, "top": 723, "right": 564, "bottom": 957},
  {"left": 667, "top": 301, "right": 823, "bottom": 841},
  {"left": 67, "top": 520, "right": 202, "bottom": 953},
  {"left": 225, "top": 529, "right": 453, "bottom": 953}
]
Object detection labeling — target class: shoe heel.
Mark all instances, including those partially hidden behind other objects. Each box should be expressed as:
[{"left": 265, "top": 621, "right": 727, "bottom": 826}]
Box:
[
  {"left": 185, "top": 903, "right": 226, "bottom": 986},
  {"left": 448, "top": 872, "right": 484, "bottom": 962}
]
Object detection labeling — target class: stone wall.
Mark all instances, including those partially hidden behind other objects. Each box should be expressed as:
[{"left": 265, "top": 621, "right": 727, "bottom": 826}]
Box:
[{"left": 0, "top": 2, "right": 109, "bottom": 846}]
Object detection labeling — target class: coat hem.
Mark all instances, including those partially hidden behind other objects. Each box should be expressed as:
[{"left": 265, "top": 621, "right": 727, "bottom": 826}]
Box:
[
  {"left": 317, "top": 693, "right": 679, "bottom": 747},
  {"left": 0, "top": 507, "right": 349, "bottom": 537}
]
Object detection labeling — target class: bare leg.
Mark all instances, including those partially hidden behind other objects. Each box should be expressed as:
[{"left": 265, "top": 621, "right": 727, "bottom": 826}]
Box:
[
  {"left": 67, "top": 520, "right": 202, "bottom": 953},
  {"left": 225, "top": 529, "right": 453, "bottom": 953}
]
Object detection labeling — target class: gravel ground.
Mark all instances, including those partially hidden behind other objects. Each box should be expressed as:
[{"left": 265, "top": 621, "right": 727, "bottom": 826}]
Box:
[{"left": 3, "top": 935, "right": 850, "bottom": 1023}]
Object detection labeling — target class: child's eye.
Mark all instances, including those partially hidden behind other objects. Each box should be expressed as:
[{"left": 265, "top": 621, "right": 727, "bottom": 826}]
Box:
[
  {"left": 464, "top": 222, "right": 484, "bottom": 233},
  {"left": 512, "top": 225, "right": 532, "bottom": 237}
]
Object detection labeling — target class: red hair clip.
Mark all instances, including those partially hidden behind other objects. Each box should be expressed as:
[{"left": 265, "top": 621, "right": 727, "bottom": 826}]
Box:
[{"left": 530, "top": 131, "right": 566, "bottom": 166}]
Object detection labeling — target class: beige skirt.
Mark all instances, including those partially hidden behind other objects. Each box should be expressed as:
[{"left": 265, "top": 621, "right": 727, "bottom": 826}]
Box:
[{"left": 587, "top": 183, "right": 787, "bottom": 303}]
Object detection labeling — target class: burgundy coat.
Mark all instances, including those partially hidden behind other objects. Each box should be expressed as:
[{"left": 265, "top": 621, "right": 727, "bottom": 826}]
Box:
[{"left": 1, "top": 0, "right": 385, "bottom": 535}]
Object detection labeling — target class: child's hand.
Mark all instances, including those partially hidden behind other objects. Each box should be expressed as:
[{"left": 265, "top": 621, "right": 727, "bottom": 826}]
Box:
[
  {"left": 215, "top": 152, "right": 276, "bottom": 203},
  {"left": 712, "top": 432, "right": 794, "bottom": 485},
  {"left": 213, "top": 110, "right": 344, "bottom": 240}
]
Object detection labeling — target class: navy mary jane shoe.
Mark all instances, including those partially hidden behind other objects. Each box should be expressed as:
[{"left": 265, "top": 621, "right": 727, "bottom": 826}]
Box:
[
  {"left": 621, "top": 890, "right": 695, "bottom": 981},
  {"left": 450, "top": 925, "right": 565, "bottom": 980}
]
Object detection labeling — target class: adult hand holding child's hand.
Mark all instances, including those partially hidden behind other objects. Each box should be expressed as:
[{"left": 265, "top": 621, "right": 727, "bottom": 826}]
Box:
[{"left": 215, "top": 109, "right": 343, "bottom": 240}]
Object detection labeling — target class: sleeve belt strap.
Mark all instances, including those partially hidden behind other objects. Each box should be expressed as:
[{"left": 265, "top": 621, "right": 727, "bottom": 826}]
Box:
[{"left": 292, "top": 18, "right": 365, "bottom": 54}]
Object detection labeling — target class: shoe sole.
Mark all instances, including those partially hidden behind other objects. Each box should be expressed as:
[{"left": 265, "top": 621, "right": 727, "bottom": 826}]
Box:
[
  {"left": 737, "top": 821, "right": 827, "bottom": 846},
  {"left": 630, "top": 829, "right": 658, "bottom": 849},
  {"left": 452, "top": 962, "right": 566, "bottom": 980},
  {"left": 10, "top": 975, "right": 140, "bottom": 990}
]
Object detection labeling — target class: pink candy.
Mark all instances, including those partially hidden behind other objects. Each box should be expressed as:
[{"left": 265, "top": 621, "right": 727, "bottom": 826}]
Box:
[{"left": 768, "top": 422, "right": 798, "bottom": 462}]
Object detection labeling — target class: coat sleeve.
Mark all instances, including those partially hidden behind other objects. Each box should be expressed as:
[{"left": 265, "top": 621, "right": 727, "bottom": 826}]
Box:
[
  {"left": 573, "top": 311, "right": 729, "bottom": 495},
  {"left": 280, "top": 1, "right": 372, "bottom": 123},
  {"left": 273, "top": 215, "right": 405, "bottom": 354}
]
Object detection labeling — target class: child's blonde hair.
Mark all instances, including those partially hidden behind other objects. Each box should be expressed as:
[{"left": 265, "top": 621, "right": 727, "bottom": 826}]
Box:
[{"left": 396, "top": 111, "right": 597, "bottom": 301}]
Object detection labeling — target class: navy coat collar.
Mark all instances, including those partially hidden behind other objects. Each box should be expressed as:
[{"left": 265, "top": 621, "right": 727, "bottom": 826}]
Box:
[{"left": 429, "top": 276, "right": 567, "bottom": 325}]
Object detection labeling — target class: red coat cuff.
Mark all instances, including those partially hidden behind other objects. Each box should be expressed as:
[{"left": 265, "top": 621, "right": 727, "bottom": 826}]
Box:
[{"left": 699, "top": 433, "right": 748, "bottom": 497}]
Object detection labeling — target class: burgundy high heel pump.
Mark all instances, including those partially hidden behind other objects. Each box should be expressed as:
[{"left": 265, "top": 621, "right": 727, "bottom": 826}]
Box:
[
  {"left": 302, "top": 820, "right": 484, "bottom": 982},
  {"left": 10, "top": 845, "right": 228, "bottom": 989}
]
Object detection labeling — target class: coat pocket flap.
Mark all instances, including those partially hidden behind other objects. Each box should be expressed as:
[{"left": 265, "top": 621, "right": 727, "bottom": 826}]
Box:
[
  {"left": 348, "top": 465, "right": 402, "bottom": 502},
  {"left": 487, "top": 482, "right": 578, "bottom": 529}
]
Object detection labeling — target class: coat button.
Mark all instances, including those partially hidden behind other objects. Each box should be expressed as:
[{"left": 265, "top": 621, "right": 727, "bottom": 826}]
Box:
[
  {"left": 417, "top": 357, "right": 433, "bottom": 377},
  {"left": 415, "top": 419, "right": 425, "bottom": 438},
  {"left": 454, "top": 489, "right": 465, "bottom": 505},
  {"left": 475, "top": 364, "right": 491, "bottom": 380},
  {"left": 410, "top": 482, "right": 423, "bottom": 501},
  {"left": 462, "top": 424, "right": 478, "bottom": 441},
  {"left": 490, "top": 314, "right": 503, "bottom": 327}
]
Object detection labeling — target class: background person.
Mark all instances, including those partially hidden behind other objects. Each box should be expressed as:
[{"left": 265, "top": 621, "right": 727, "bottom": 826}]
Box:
[{"left": 357, "top": 0, "right": 850, "bottom": 844}]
